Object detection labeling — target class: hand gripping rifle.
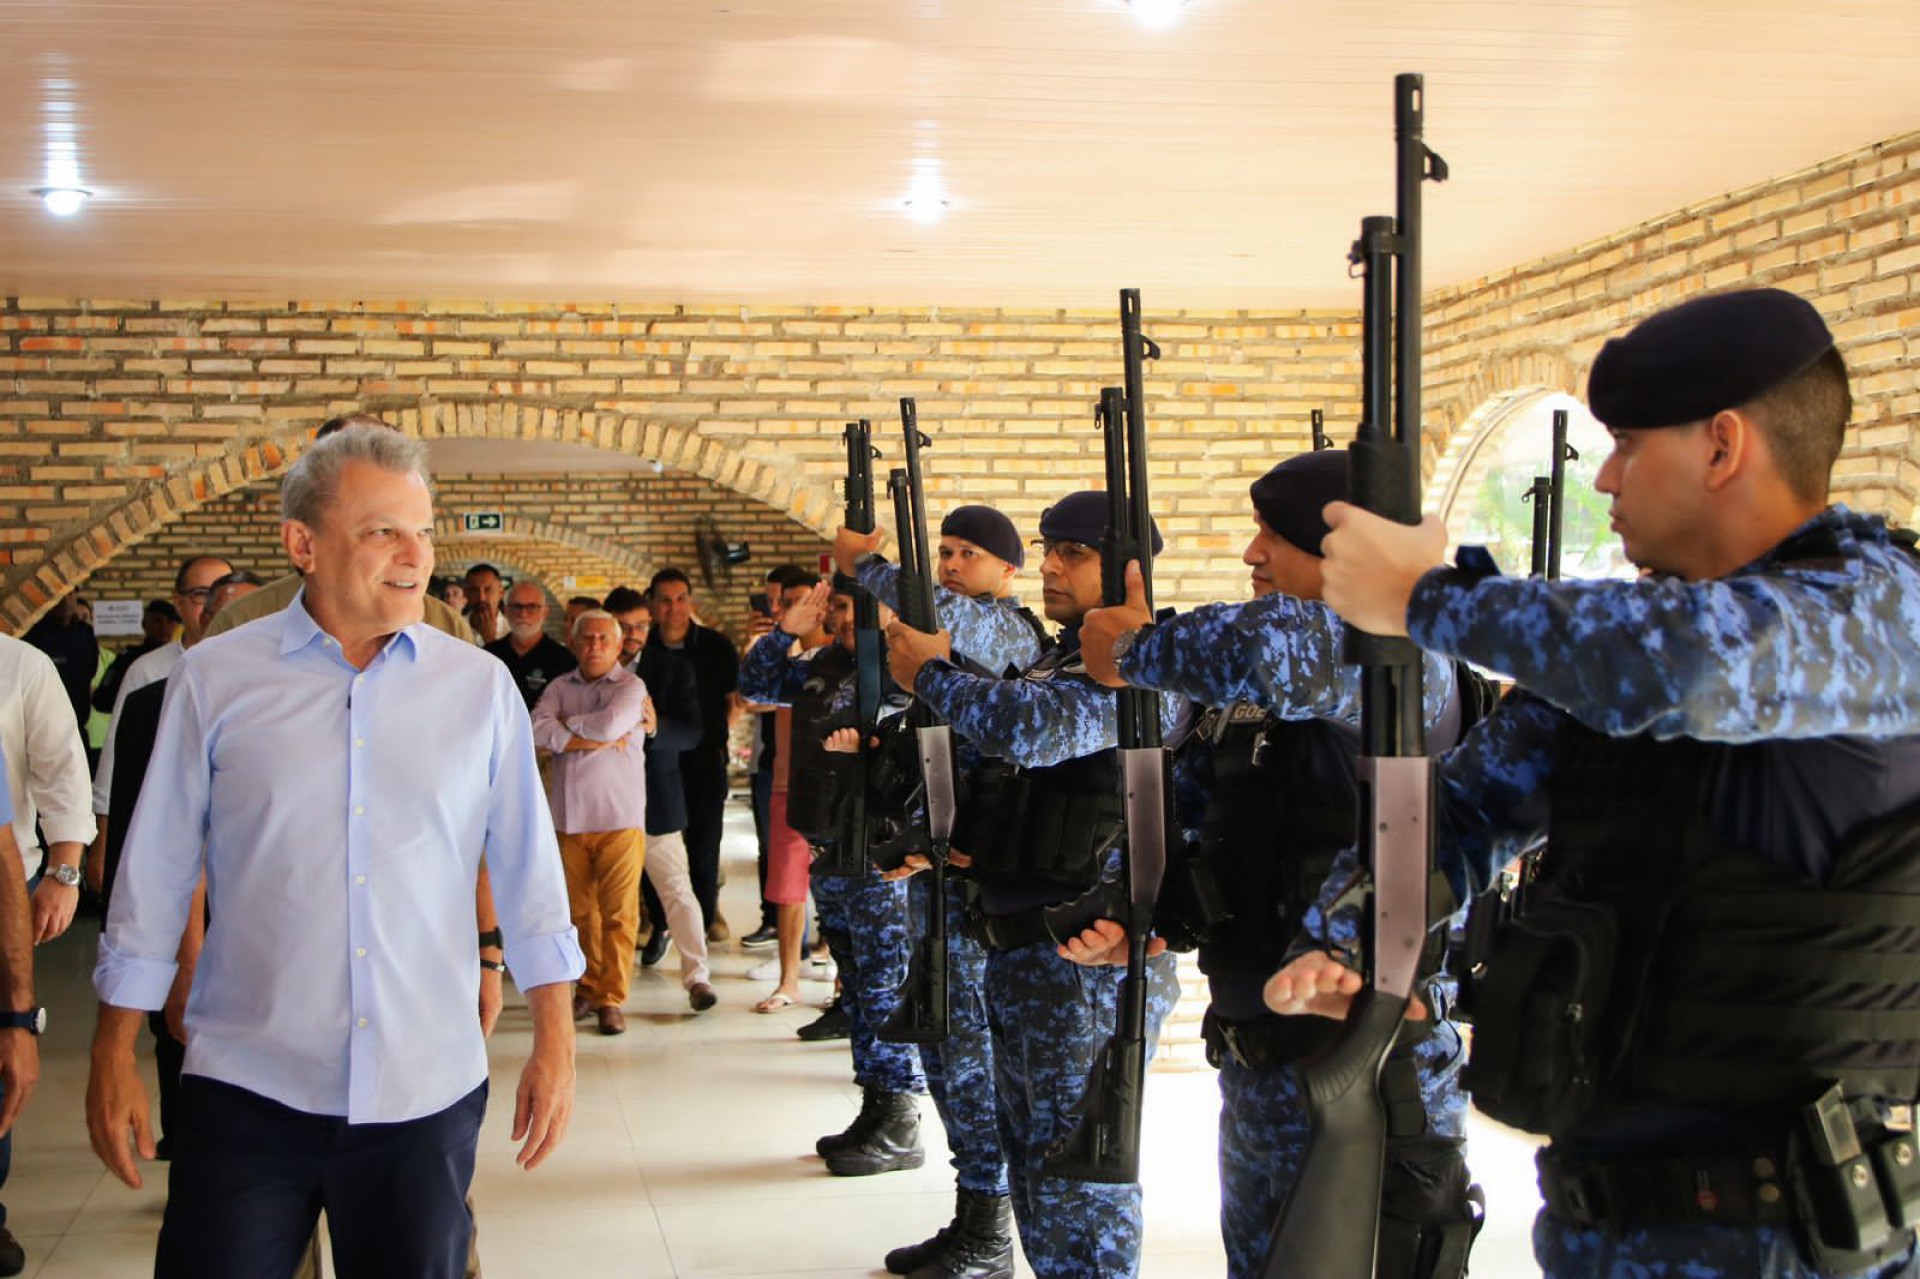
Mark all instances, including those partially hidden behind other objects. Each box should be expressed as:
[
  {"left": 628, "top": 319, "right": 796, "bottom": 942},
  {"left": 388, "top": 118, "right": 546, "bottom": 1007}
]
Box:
[
  {"left": 878, "top": 397, "right": 954, "bottom": 1044},
  {"left": 1263, "top": 73, "right": 1447, "bottom": 1279},
  {"left": 1043, "top": 287, "right": 1168, "bottom": 1184},
  {"left": 820, "top": 420, "right": 887, "bottom": 879}
]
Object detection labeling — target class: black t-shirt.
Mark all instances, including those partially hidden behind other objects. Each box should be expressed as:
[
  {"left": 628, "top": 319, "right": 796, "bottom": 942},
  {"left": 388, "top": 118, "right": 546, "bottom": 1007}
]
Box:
[{"left": 484, "top": 634, "right": 578, "bottom": 710}]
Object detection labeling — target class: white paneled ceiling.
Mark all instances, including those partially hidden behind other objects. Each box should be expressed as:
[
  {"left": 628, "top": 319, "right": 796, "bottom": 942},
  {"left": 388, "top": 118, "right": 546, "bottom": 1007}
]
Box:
[{"left": 2, "top": 0, "right": 1916, "bottom": 307}]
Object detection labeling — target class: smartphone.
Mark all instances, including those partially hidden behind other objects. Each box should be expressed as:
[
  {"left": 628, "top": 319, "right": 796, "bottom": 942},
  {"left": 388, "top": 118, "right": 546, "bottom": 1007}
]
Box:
[{"left": 748, "top": 592, "right": 772, "bottom": 618}]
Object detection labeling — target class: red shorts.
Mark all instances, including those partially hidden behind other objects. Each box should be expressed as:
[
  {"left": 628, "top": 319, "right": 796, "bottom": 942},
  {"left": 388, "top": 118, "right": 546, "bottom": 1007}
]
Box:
[{"left": 764, "top": 792, "right": 812, "bottom": 905}]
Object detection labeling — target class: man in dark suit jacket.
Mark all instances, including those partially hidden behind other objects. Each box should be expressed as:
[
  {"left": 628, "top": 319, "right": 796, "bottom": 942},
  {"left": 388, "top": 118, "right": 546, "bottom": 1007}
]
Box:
[{"left": 606, "top": 588, "right": 714, "bottom": 1010}]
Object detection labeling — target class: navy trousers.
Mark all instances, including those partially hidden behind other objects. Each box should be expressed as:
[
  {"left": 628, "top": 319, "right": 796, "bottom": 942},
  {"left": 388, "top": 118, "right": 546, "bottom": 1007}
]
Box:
[{"left": 155, "top": 1076, "right": 485, "bottom": 1279}]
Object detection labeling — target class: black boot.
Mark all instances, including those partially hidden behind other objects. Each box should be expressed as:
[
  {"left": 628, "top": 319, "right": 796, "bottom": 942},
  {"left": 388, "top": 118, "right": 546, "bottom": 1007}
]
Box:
[
  {"left": 823, "top": 1091, "right": 924, "bottom": 1176},
  {"left": 796, "top": 996, "right": 851, "bottom": 1042},
  {"left": 906, "top": 1189, "right": 1015, "bottom": 1279},
  {"left": 816, "top": 1084, "right": 885, "bottom": 1157},
  {"left": 884, "top": 1219, "right": 955, "bottom": 1276}
]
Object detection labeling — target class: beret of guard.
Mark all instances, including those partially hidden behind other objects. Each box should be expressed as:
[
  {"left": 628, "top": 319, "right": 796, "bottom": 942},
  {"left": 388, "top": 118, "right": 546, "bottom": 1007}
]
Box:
[
  {"left": 1039, "top": 490, "right": 1165, "bottom": 557},
  {"left": 1587, "top": 288, "right": 1835, "bottom": 429},
  {"left": 939, "top": 504, "right": 1024, "bottom": 570},
  {"left": 1250, "top": 450, "right": 1350, "bottom": 558}
]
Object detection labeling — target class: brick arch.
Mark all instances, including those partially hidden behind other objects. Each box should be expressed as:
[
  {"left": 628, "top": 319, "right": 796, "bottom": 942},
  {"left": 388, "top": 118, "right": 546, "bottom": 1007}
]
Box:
[
  {"left": 1423, "top": 347, "right": 1580, "bottom": 517},
  {"left": 2, "top": 400, "right": 838, "bottom": 634},
  {"left": 433, "top": 514, "right": 656, "bottom": 583}
]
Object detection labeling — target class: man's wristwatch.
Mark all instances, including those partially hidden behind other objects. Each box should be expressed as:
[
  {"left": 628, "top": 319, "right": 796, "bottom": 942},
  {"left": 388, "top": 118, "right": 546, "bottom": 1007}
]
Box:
[
  {"left": 0, "top": 1008, "right": 46, "bottom": 1035},
  {"left": 47, "top": 863, "right": 82, "bottom": 889},
  {"left": 479, "top": 959, "right": 508, "bottom": 974},
  {"left": 1109, "top": 625, "right": 1150, "bottom": 667}
]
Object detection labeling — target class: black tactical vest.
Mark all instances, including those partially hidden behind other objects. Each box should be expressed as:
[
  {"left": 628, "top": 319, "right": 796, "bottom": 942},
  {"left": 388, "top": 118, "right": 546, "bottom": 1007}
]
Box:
[
  {"left": 952, "top": 641, "right": 1123, "bottom": 895},
  {"left": 1465, "top": 721, "right": 1920, "bottom": 1137},
  {"left": 1191, "top": 705, "right": 1357, "bottom": 981},
  {"left": 785, "top": 644, "right": 857, "bottom": 845}
]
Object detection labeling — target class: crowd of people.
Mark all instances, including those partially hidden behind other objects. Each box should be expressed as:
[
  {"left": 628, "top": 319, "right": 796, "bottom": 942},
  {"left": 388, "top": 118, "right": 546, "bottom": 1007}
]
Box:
[{"left": 0, "top": 286, "right": 1910, "bottom": 1279}]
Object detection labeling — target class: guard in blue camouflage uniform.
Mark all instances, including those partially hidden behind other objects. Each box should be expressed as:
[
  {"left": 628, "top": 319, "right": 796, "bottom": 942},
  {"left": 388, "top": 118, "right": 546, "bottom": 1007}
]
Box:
[
  {"left": 1271, "top": 289, "right": 1920, "bottom": 1279},
  {"left": 1072, "top": 450, "right": 1480, "bottom": 1279},
  {"left": 836, "top": 504, "right": 1047, "bottom": 1279},
  {"left": 739, "top": 584, "right": 928, "bottom": 1178},
  {"left": 886, "top": 492, "right": 1181, "bottom": 1279}
]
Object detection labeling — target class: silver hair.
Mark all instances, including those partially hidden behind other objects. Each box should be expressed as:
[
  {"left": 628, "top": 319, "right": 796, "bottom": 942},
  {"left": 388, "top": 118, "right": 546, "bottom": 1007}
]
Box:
[
  {"left": 570, "top": 608, "right": 619, "bottom": 643},
  {"left": 280, "top": 423, "right": 431, "bottom": 527}
]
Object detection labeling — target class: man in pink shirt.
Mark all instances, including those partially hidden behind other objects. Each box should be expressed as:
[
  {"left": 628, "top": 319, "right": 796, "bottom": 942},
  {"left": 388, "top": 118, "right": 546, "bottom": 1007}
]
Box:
[{"left": 531, "top": 610, "right": 654, "bottom": 1036}]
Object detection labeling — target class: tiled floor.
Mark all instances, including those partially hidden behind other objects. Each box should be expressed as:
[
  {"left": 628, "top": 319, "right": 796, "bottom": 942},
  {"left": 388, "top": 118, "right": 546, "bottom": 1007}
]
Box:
[{"left": 5, "top": 802, "right": 1545, "bottom": 1276}]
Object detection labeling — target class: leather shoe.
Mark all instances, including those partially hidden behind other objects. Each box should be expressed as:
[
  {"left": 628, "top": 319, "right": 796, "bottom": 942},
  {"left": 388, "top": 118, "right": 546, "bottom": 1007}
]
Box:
[
  {"left": 597, "top": 1006, "right": 627, "bottom": 1036},
  {"left": 0, "top": 1226, "right": 24, "bottom": 1278},
  {"left": 571, "top": 993, "right": 593, "bottom": 1021},
  {"left": 706, "top": 913, "right": 731, "bottom": 943},
  {"left": 640, "top": 928, "right": 670, "bottom": 967},
  {"left": 689, "top": 982, "right": 717, "bottom": 1012}
]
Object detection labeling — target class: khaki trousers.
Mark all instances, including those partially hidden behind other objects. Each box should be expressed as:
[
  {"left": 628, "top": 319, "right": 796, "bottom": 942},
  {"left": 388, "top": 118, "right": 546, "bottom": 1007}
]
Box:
[{"left": 559, "top": 828, "right": 647, "bottom": 1008}]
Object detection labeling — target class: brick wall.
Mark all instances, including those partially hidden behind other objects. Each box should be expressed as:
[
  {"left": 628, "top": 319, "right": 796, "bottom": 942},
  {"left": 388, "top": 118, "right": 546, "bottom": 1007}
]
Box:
[
  {"left": 1423, "top": 130, "right": 1920, "bottom": 520},
  {"left": 0, "top": 307, "right": 1362, "bottom": 632},
  {"left": 4, "top": 126, "right": 1918, "bottom": 634}
]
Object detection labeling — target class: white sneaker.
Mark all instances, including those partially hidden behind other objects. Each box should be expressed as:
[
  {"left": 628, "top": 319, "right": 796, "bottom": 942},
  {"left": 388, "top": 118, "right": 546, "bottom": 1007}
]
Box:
[
  {"left": 807, "top": 954, "right": 838, "bottom": 983},
  {"left": 746, "top": 957, "right": 782, "bottom": 981}
]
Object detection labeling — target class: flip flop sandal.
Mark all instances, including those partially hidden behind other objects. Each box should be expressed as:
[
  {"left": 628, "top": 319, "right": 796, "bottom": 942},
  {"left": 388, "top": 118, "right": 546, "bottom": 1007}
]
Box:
[{"left": 754, "top": 991, "right": 798, "bottom": 1013}]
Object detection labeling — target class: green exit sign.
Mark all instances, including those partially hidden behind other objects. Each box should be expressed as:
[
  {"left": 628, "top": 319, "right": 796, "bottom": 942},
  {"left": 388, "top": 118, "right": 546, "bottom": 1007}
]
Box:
[{"left": 462, "top": 511, "right": 504, "bottom": 534}]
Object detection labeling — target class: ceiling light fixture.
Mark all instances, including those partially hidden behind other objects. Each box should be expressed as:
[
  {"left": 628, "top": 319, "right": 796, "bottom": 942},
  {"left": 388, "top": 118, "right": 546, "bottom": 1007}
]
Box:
[
  {"left": 1129, "top": 0, "right": 1186, "bottom": 30},
  {"left": 902, "top": 158, "right": 949, "bottom": 224},
  {"left": 35, "top": 186, "right": 91, "bottom": 217}
]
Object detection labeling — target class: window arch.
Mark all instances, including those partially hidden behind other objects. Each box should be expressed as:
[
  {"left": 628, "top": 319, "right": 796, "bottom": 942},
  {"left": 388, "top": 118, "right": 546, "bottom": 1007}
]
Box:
[{"left": 1435, "top": 389, "right": 1635, "bottom": 581}]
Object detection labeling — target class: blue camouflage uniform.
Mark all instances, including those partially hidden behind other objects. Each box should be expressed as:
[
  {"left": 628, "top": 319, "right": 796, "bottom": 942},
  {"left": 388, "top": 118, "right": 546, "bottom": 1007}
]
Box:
[
  {"left": 1120, "top": 590, "right": 1469, "bottom": 1279},
  {"left": 1307, "top": 507, "right": 1920, "bottom": 1279},
  {"left": 739, "top": 629, "right": 923, "bottom": 1099},
  {"left": 915, "top": 629, "right": 1182, "bottom": 1279},
  {"left": 857, "top": 557, "right": 1047, "bottom": 1201}
]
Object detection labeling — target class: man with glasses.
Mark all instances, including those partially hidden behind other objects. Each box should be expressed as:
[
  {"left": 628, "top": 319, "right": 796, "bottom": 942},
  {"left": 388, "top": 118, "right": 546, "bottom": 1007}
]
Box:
[
  {"left": 91, "top": 553, "right": 233, "bottom": 864},
  {"left": 484, "top": 581, "right": 577, "bottom": 710}
]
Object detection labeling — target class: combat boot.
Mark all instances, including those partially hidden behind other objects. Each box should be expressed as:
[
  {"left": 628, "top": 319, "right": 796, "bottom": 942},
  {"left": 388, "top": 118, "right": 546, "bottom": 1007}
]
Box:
[
  {"left": 883, "top": 1219, "right": 955, "bottom": 1275},
  {"left": 815, "top": 1084, "right": 887, "bottom": 1157},
  {"left": 823, "top": 1091, "right": 924, "bottom": 1176},
  {"left": 906, "top": 1189, "right": 1014, "bottom": 1279}
]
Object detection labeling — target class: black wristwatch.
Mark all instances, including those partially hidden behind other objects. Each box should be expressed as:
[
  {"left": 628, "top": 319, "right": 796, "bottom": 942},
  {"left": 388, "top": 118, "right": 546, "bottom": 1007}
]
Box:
[
  {"left": 477, "top": 928, "right": 504, "bottom": 950},
  {"left": 479, "top": 959, "right": 508, "bottom": 974},
  {"left": 0, "top": 1008, "right": 46, "bottom": 1035}
]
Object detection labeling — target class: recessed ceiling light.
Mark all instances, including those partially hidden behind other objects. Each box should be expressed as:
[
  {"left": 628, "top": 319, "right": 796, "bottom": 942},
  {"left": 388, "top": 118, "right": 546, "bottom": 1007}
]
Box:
[
  {"left": 1129, "top": 0, "right": 1186, "bottom": 29},
  {"left": 903, "top": 193, "right": 949, "bottom": 224},
  {"left": 902, "top": 162, "right": 950, "bottom": 224},
  {"left": 34, "top": 186, "right": 91, "bottom": 217}
]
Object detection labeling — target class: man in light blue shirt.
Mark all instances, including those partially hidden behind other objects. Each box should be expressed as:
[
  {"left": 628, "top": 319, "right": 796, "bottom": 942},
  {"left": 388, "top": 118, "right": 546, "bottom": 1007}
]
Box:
[{"left": 86, "top": 425, "right": 584, "bottom": 1279}]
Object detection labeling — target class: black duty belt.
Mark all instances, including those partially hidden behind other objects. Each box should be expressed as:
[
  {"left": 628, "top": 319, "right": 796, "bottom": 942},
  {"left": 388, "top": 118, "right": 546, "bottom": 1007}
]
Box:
[
  {"left": 1537, "top": 1146, "right": 1798, "bottom": 1230},
  {"left": 972, "top": 907, "right": 1059, "bottom": 953}
]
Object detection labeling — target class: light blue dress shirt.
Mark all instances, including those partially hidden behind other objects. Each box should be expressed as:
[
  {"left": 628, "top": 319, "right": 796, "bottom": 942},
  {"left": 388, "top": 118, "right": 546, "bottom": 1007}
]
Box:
[{"left": 95, "top": 593, "right": 584, "bottom": 1125}]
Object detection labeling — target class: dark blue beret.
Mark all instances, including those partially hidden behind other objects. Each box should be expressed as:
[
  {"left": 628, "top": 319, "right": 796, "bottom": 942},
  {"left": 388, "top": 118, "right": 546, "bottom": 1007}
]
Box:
[
  {"left": 1587, "top": 288, "right": 1835, "bottom": 430},
  {"left": 939, "top": 504, "right": 1023, "bottom": 569},
  {"left": 1250, "top": 450, "right": 1349, "bottom": 558},
  {"left": 1039, "top": 490, "right": 1165, "bottom": 557}
]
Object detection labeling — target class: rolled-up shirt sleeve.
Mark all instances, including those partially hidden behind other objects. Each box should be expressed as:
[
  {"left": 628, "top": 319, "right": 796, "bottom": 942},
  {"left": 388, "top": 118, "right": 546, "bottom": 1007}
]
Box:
[
  {"left": 483, "top": 675, "right": 584, "bottom": 989},
  {"left": 94, "top": 669, "right": 212, "bottom": 1010},
  {"left": 18, "top": 646, "right": 94, "bottom": 846}
]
